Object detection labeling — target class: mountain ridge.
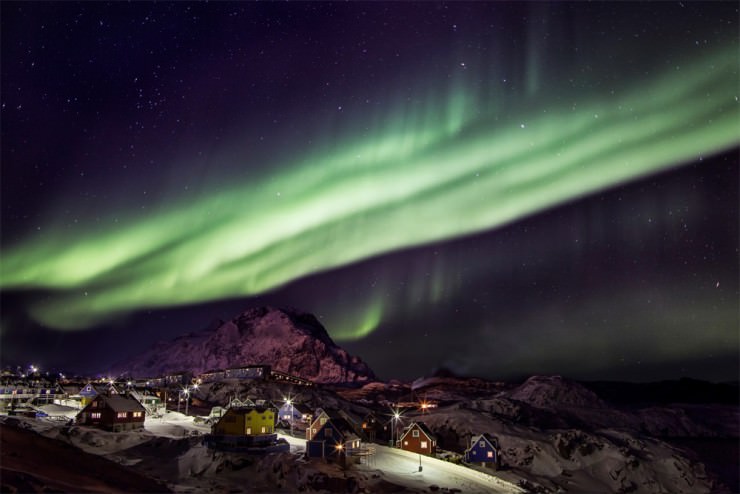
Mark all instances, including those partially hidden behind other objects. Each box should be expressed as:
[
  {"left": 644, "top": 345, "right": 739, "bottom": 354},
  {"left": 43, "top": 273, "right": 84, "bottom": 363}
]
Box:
[{"left": 112, "top": 306, "right": 376, "bottom": 384}]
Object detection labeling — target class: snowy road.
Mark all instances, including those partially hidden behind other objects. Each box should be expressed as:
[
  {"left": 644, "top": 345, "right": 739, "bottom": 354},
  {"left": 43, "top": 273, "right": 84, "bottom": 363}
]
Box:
[{"left": 357, "top": 444, "right": 522, "bottom": 494}]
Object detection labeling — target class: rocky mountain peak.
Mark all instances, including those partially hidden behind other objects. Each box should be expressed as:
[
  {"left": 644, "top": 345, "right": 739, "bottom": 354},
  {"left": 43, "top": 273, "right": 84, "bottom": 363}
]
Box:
[
  {"left": 507, "top": 375, "right": 608, "bottom": 409},
  {"left": 115, "top": 306, "right": 376, "bottom": 384}
]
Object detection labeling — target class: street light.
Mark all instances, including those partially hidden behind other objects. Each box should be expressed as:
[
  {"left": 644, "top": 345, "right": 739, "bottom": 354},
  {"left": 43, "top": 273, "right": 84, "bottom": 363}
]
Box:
[
  {"left": 392, "top": 409, "right": 401, "bottom": 448},
  {"left": 184, "top": 387, "right": 190, "bottom": 416}
]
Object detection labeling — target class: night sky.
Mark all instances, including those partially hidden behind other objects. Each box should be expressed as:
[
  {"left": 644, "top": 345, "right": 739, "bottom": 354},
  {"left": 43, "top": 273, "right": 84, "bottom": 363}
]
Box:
[{"left": 1, "top": 2, "right": 738, "bottom": 382}]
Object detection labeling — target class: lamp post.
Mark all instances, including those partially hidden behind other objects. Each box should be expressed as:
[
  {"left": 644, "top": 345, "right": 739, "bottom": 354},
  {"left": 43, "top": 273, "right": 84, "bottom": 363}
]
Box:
[
  {"left": 287, "top": 399, "right": 294, "bottom": 436},
  {"left": 184, "top": 387, "right": 190, "bottom": 416},
  {"left": 392, "top": 410, "right": 401, "bottom": 448}
]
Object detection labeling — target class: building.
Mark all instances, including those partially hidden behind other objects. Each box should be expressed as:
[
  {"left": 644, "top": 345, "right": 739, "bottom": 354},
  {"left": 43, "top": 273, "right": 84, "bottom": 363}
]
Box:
[
  {"left": 398, "top": 422, "right": 437, "bottom": 456},
  {"left": 213, "top": 406, "right": 275, "bottom": 437},
  {"left": 79, "top": 382, "right": 120, "bottom": 407},
  {"left": 360, "top": 411, "right": 389, "bottom": 442},
  {"left": 464, "top": 433, "right": 500, "bottom": 468},
  {"left": 269, "top": 370, "right": 313, "bottom": 387},
  {"left": 199, "top": 369, "right": 225, "bottom": 383},
  {"left": 76, "top": 393, "right": 146, "bottom": 432},
  {"left": 278, "top": 402, "right": 312, "bottom": 424},
  {"left": 164, "top": 371, "right": 192, "bottom": 387},
  {"left": 306, "top": 408, "right": 331, "bottom": 441},
  {"left": 130, "top": 390, "right": 164, "bottom": 415},
  {"left": 306, "top": 417, "right": 361, "bottom": 459},
  {"left": 224, "top": 365, "right": 270, "bottom": 380}
]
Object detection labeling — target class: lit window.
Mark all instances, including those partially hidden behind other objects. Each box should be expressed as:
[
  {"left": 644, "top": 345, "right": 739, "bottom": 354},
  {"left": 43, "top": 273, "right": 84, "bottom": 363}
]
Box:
[
  {"left": 472, "top": 450, "right": 477, "bottom": 456},
  {"left": 412, "top": 430, "right": 419, "bottom": 438},
  {"left": 487, "top": 451, "right": 494, "bottom": 458},
  {"left": 261, "top": 426, "right": 267, "bottom": 433},
  {"left": 421, "top": 441, "right": 428, "bottom": 448},
  {"left": 91, "top": 412, "right": 101, "bottom": 419},
  {"left": 133, "top": 412, "right": 142, "bottom": 418},
  {"left": 117, "top": 412, "right": 127, "bottom": 419},
  {"left": 246, "top": 427, "right": 252, "bottom": 434}
]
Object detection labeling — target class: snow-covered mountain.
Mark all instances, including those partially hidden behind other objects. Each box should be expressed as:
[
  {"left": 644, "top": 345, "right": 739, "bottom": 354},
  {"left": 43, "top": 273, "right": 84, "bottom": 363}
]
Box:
[
  {"left": 114, "top": 306, "right": 376, "bottom": 384},
  {"left": 506, "top": 375, "right": 608, "bottom": 410}
]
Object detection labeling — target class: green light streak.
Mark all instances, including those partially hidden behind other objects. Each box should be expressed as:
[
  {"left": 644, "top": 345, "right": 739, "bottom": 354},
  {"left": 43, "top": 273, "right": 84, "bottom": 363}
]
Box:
[{"left": 1, "top": 44, "right": 738, "bottom": 331}]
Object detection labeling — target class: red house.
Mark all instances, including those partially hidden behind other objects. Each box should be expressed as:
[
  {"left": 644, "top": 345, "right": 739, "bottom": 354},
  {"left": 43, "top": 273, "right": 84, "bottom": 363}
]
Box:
[
  {"left": 76, "top": 393, "right": 146, "bottom": 432},
  {"left": 398, "top": 421, "right": 436, "bottom": 456}
]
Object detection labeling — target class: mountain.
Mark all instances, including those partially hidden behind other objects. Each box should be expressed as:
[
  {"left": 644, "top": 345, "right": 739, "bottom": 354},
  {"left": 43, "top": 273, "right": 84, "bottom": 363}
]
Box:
[
  {"left": 506, "top": 375, "right": 608, "bottom": 409},
  {"left": 114, "top": 306, "right": 376, "bottom": 384}
]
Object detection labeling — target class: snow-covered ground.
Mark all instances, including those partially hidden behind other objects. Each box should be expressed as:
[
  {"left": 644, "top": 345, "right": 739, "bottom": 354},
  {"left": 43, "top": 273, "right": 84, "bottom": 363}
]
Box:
[
  {"left": 357, "top": 444, "right": 522, "bottom": 494},
  {"left": 143, "top": 410, "right": 210, "bottom": 438}
]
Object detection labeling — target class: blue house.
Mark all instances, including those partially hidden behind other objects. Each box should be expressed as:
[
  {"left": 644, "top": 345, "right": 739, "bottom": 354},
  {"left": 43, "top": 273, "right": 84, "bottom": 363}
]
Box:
[
  {"left": 277, "top": 402, "right": 312, "bottom": 425},
  {"left": 464, "top": 433, "right": 500, "bottom": 468}
]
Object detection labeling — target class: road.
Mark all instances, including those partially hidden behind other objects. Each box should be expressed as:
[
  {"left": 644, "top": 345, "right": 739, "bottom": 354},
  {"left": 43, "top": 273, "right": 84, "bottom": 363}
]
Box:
[{"left": 277, "top": 430, "right": 521, "bottom": 494}]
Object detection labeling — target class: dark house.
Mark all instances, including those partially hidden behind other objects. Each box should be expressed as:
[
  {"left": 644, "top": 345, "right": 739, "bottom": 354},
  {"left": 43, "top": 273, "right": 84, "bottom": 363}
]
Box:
[
  {"left": 76, "top": 393, "right": 146, "bottom": 432},
  {"left": 360, "top": 411, "right": 389, "bottom": 442},
  {"left": 306, "top": 417, "right": 361, "bottom": 459}
]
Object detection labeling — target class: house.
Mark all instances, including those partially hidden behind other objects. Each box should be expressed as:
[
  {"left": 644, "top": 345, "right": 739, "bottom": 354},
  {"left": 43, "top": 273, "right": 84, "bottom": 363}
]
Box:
[
  {"left": 212, "top": 406, "right": 275, "bottom": 439},
  {"left": 130, "top": 390, "right": 164, "bottom": 415},
  {"left": 79, "top": 382, "right": 120, "bottom": 406},
  {"left": 278, "top": 402, "right": 312, "bottom": 424},
  {"left": 464, "top": 433, "right": 500, "bottom": 468},
  {"left": 76, "top": 393, "right": 146, "bottom": 432},
  {"left": 227, "top": 397, "right": 255, "bottom": 408},
  {"left": 398, "top": 422, "right": 437, "bottom": 456},
  {"left": 360, "top": 411, "right": 389, "bottom": 442},
  {"left": 306, "top": 408, "right": 331, "bottom": 440},
  {"left": 306, "top": 417, "right": 361, "bottom": 459}
]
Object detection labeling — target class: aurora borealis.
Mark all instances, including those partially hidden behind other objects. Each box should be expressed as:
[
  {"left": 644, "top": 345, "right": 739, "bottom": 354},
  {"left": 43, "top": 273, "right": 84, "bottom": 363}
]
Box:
[{"left": 2, "top": 2, "right": 738, "bottom": 380}]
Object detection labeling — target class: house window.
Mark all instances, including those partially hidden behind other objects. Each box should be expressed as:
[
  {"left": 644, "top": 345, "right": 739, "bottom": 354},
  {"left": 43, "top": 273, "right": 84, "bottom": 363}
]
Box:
[
  {"left": 412, "top": 430, "right": 419, "bottom": 438},
  {"left": 91, "top": 412, "right": 101, "bottom": 419},
  {"left": 487, "top": 451, "right": 494, "bottom": 458},
  {"left": 421, "top": 441, "right": 428, "bottom": 449},
  {"left": 246, "top": 427, "right": 252, "bottom": 434},
  {"left": 133, "top": 412, "right": 142, "bottom": 418},
  {"left": 117, "top": 412, "right": 127, "bottom": 419},
  {"left": 472, "top": 450, "right": 477, "bottom": 456},
  {"left": 261, "top": 426, "right": 267, "bottom": 433},
  {"left": 92, "top": 402, "right": 98, "bottom": 408}
]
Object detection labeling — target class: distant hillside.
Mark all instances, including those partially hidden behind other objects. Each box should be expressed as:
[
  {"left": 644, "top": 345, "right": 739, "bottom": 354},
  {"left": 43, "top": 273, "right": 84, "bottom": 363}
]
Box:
[{"left": 112, "top": 306, "right": 376, "bottom": 384}]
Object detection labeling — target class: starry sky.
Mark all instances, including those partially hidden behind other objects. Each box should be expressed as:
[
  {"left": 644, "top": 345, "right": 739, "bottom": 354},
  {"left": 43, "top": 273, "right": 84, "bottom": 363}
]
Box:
[{"left": 1, "top": 2, "right": 738, "bottom": 381}]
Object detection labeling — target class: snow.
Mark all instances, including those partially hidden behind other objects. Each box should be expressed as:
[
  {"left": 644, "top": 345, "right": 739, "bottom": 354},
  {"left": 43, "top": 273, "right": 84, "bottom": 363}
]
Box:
[{"left": 359, "top": 444, "right": 523, "bottom": 493}]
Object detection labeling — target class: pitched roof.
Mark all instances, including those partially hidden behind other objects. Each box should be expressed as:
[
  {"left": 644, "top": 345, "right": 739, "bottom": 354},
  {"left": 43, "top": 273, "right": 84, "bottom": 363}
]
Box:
[
  {"left": 318, "top": 417, "right": 360, "bottom": 441},
  {"left": 399, "top": 421, "right": 436, "bottom": 442},
  {"left": 97, "top": 393, "right": 146, "bottom": 412},
  {"left": 466, "top": 433, "right": 497, "bottom": 452}
]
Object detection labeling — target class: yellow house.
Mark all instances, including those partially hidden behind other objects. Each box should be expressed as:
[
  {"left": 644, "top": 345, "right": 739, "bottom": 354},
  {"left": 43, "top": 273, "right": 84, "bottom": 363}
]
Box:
[{"left": 213, "top": 406, "right": 275, "bottom": 436}]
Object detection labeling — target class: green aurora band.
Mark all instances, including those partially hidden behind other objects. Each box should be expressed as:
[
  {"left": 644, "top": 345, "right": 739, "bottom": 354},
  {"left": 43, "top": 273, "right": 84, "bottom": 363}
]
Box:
[{"left": 1, "top": 44, "right": 738, "bottom": 332}]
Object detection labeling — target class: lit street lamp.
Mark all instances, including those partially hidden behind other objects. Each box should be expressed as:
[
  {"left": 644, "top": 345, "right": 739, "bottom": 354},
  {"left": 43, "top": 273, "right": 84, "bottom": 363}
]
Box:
[{"left": 392, "top": 409, "right": 401, "bottom": 448}]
